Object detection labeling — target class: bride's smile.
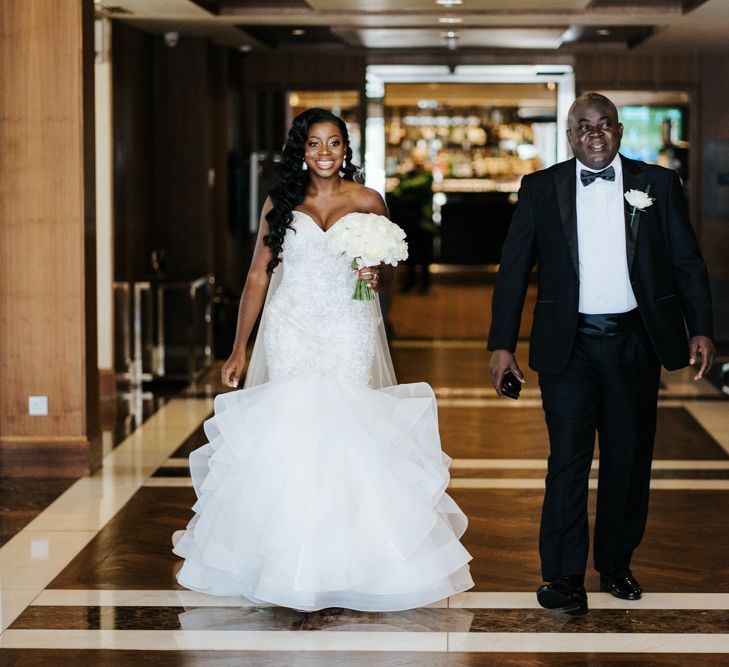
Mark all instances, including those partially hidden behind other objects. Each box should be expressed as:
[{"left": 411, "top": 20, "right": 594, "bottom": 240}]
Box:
[{"left": 304, "top": 121, "right": 345, "bottom": 175}]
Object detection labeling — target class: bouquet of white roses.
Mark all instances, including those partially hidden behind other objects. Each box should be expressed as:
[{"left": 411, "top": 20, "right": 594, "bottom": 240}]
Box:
[{"left": 328, "top": 213, "right": 409, "bottom": 300}]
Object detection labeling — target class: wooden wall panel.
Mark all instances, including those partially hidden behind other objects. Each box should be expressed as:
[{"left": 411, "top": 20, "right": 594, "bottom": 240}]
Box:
[
  {"left": 112, "top": 29, "right": 238, "bottom": 285},
  {"left": 210, "top": 48, "right": 235, "bottom": 292},
  {"left": 241, "top": 52, "right": 367, "bottom": 90},
  {"left": 698, "top": 55, "right": 729, "bottom": 340},
  {"left": 0, "top": 0, "right": 100, "bottom": 475},
  {"left": 112, "top": 22, "right": 156, "bottom": 282},
  {"left": 575, "top": 53, "right": 701, "bottom": 89},
  {"left": 698, "top": 55, "right": 729, "bottom": 271},
  {"left": 153, "top": 38, "right": 216, "bottom": 278}
]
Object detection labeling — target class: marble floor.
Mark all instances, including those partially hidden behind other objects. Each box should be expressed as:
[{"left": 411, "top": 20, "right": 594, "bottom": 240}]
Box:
[{"left": 1, "top": 278, "right": 728, "bottom": 665}]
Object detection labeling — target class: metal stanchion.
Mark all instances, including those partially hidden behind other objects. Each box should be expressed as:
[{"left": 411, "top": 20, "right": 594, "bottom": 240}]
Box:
[{"left": 114, "top": 274, "right": 215, "bottom": 392}]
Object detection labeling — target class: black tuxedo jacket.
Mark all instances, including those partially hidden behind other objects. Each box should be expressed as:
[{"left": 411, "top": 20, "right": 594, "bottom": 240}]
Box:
[{"left": 488, "top": 154, "right": 713, "bottom": 374}]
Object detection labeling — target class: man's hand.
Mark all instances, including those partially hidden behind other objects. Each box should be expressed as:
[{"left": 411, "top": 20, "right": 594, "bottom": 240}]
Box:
[
  {"left": 689, "top": 335, "right": 715, "bottom": 381},
  {"left": 489, "top": 349, "right": 526, "bottom": 396}
]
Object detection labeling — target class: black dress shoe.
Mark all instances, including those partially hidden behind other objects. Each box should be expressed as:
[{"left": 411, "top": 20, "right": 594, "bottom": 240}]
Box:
[
  {"left": 600, "top": 571, "right": 643, "bottom": 600},
  {"left": 537, "top": 578, "right": 588, "bottom": 616}
]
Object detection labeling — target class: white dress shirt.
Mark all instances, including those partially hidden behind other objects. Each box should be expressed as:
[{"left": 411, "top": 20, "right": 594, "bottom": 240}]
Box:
[{"left": 575, "top": 155, "right": 637, "bottom": 314}]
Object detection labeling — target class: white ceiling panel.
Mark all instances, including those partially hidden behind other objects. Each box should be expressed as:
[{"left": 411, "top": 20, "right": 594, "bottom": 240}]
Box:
[
  {"left": 358, "top": 27, "right": 565, "bottom": 49},
  {"left": 223, "top": 13, "right": 669, "bottom": 28},
  {"left": 308, "top": 0, "right": 591, "bottom": 10},
  {"left": 97, "top": 0, "right": 209, "bottom": 17}
]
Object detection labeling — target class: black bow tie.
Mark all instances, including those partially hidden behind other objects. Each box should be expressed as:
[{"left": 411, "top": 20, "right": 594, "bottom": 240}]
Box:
[{"left": 580, "top": 165, "right": 615, "bottom": 186}]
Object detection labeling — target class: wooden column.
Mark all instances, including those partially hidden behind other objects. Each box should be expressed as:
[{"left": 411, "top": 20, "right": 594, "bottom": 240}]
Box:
[{"left": 0, "top": 0, "right": 100, "bottom": 476}]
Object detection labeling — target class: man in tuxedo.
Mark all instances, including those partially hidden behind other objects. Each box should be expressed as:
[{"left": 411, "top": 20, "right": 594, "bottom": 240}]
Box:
[{"left": 488, "top": 93, "right": 714, "bottom": 615}]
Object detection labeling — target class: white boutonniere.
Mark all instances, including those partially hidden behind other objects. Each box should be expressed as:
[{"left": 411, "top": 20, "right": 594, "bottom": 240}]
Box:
[{"left": 624, "top": 186, "right": 655, "bottom": 226}]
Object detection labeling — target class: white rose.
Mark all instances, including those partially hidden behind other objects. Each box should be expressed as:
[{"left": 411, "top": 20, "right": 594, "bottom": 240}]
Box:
[
  {"left": 365, "top": 243, "right": 385, "bottom": 259},
  {"left": 624, "top": 189, "right": 654, "bottom": 210}
]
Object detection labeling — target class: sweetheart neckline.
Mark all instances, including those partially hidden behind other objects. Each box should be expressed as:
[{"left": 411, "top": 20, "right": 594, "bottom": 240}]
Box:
[{"left": 293, "top": 210, "right": 364, "bottom": 234}]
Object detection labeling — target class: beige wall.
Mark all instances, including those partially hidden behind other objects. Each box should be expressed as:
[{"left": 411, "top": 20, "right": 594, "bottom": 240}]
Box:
[{"left": 0, "top": 0, "right": 100, "bottom": 475}]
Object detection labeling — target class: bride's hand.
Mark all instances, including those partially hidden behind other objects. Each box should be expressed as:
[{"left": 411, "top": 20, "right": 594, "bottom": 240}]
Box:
[
  {"left": 221, "top": 348, "right": 247, "bottom": 388},
  {"left": 356, "top": 266, "right": 380, "bottom": 289}
]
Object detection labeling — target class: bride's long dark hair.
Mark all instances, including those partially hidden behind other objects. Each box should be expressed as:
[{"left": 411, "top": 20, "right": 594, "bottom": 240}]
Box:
[{"left": 264, "top": 108, "right": 359, "bottom": 274}]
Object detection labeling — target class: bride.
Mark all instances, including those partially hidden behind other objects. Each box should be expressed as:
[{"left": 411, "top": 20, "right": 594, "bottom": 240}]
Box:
[{"left": 173, "top": 108, "right": 473, "bottom": 611}]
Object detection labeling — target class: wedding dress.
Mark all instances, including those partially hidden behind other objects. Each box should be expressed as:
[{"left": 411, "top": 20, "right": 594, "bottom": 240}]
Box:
[{"left": 173, "top": 210, "right": 473, "bottom": 611}]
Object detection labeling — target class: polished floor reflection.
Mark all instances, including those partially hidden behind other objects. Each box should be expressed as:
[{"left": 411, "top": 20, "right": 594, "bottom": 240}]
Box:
[{"left": 1, "top": 276, "right": 728, "bottom": 664}]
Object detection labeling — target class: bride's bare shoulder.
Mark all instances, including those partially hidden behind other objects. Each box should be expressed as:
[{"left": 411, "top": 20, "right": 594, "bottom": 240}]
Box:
[{"left": 345, "top": 182, "right": 388, "bottom": 216}]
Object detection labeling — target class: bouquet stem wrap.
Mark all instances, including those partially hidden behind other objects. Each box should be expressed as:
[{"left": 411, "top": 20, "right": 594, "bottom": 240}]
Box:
[{"left": 352, "top": 260, "right": 377, "bottom": 301}]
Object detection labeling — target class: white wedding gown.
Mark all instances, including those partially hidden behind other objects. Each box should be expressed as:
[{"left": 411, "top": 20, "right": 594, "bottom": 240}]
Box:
[{"left": 173, "top": 210, "right": 473, "bottom": 611}]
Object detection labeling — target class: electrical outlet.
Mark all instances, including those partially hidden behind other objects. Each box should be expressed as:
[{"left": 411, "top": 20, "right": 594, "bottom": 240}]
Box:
[{"left": 28, "top": 395, "right": 48, "bottom": 416}]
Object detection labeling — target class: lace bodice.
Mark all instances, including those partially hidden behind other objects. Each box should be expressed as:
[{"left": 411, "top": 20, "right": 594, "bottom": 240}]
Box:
[{"left": 263, "top": 211, "right": 375, "bottom": 385}]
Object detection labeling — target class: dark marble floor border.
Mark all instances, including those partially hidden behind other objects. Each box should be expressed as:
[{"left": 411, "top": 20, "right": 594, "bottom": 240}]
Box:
[
  {"left": 150, "top": 466, "right": 729, "bottom": 480},
  {"left": 1, "top": 649, "right": 727, "bottom": 667},
  {"left": 10, "top": 606, "right": 729, "bottom": 634}
]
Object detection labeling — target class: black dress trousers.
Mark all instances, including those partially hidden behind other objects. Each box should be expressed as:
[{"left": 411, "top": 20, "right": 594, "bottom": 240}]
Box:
[{"left": 537, "top": 322, "right": 661, "bottom": 581}]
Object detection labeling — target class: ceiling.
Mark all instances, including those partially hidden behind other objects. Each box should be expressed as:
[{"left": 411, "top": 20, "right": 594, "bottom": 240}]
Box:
[{"left": 96, "top": 0, "right": 729, "bottom": 54}]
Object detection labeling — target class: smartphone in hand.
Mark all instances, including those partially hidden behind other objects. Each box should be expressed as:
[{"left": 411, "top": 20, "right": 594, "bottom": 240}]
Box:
[{"left": 500, "top": 370, "right": 522, "bottom": 400}]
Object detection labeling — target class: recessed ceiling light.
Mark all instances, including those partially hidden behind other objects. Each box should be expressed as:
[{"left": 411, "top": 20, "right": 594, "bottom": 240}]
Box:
[
  {"left": 438, "top": 17, "right": 463, "bottom": 24},
  {"left": 291, "top": 28, "right": 306, "bottom": 36},
  {"left": 436, "top": 0, "right": 463, "bottom": 6},
  {"left": 597, "top": 28, "right": 611, "bottom": 36},
  {"left": 444, "top": 32, "right": 459, "bottom": 50}
]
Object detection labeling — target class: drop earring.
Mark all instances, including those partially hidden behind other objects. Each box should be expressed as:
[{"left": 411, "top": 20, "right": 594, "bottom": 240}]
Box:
[
  {"left": 302, "top": 161, "right": 308, "bottom": 171},
  {"left": 342, "top": 158, "right": 347, "bottom": 169}
]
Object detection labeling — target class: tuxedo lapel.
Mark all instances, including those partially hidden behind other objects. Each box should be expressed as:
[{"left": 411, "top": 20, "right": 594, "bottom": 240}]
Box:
[
  {"left": 620, "top": 154, "right": 646, "bottom": 272},
  {"left": 554, "top": 159, "right": 578, "bottom": 277}
]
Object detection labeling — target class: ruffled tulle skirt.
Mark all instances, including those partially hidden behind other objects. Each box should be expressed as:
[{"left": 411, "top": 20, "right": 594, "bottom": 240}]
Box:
[{"left": 173, "top": 373, "right": 473, "bottom": 611}]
